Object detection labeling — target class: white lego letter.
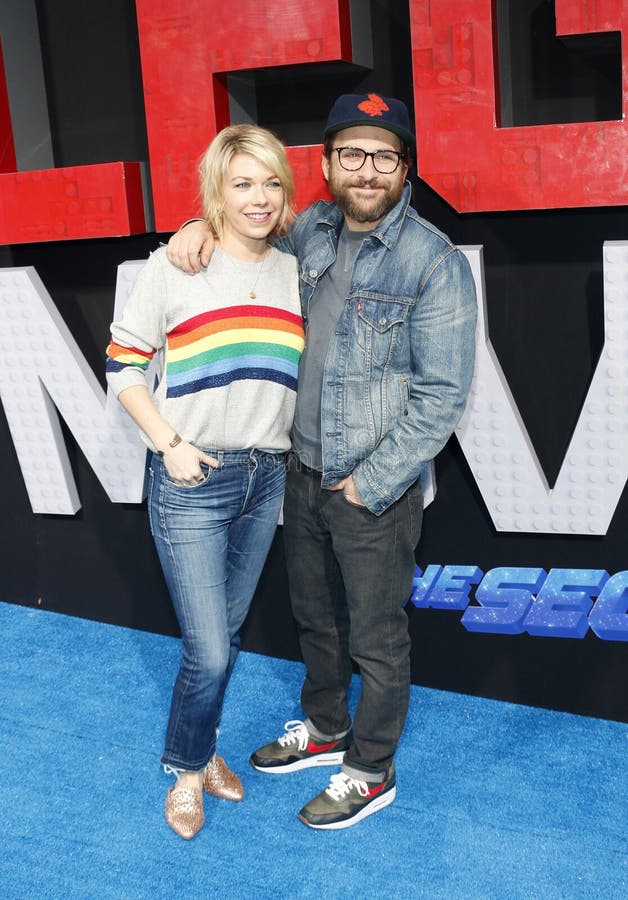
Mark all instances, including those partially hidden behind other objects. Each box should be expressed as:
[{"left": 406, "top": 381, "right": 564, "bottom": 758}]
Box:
[
  {"left": 456, "top": 243, "right": 628, "bottom": 535},
  {"left": 0, "top": 262, "right": 148, "bottom": 514}
]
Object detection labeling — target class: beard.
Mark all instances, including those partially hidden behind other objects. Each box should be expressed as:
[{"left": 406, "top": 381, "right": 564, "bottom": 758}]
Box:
[{"left": 328, "top": 172, "right": 405, "bottom": 225}]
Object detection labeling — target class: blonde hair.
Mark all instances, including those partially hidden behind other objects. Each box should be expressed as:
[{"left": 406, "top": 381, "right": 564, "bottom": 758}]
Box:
[{"left": 198, "top": 124, "right": 295, "bottom": 240}]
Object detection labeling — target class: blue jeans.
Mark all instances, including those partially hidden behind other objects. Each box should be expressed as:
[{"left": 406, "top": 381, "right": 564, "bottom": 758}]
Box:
[
  {"left": 283, "top": 457, "right": 423, "bottom": 777},
  {"left": 148, "top": 449, "right": 286, "bottom": 772}
]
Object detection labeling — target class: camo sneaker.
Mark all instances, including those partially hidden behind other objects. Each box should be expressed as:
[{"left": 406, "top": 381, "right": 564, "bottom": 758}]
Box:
[
  {"left": 250, "top": 720, "right": 352, "bottom": 773},
  {"left": 298, "top": 765, "right": 396, "bottom": 829}
]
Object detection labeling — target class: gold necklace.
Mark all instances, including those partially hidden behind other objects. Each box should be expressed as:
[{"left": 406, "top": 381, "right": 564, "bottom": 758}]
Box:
[
  {"left": 248, "top": 251, "right": 268, "bottom": 299},
  {"left": 219, "top": 245, "right": 271, "bottom": 300}
]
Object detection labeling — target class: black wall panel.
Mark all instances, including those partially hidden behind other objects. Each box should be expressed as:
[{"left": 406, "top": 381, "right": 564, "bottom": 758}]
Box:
[{"left": 1, "top": 1, "right": 625, "bottom": 721}]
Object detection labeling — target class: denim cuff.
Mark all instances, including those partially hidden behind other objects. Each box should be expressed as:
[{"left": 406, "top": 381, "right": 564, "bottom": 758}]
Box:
[
  {"left": 341, "top": 760, "right": 387, "bottom": 784},
  {"left": 304, "top": 717, "right": 350, "bottom": 743}
]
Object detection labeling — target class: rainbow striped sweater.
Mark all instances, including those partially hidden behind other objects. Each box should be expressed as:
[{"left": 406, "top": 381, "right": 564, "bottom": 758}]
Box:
[{"left": 106, "top": 246, "right": 304, "bottom": 453}]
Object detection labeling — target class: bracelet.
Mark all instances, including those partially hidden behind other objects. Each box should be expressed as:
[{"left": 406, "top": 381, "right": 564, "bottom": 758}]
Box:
[
  {"left": 158, "top": 432, "right": 182, "bottom": 456},
  {"left": 179, "top": 217, "right": 205, "bottom": 230}
]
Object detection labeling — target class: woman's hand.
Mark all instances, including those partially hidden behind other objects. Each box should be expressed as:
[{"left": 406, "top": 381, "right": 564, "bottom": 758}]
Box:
[
  {"left": 116, "top": 386, "right": 217, "bottom": 485},
  {"left": 166, "top": 221, "right": 215, "bottom": 274},
  {"left": 162, "top": 441, "right": 219, "bottom": 485}
]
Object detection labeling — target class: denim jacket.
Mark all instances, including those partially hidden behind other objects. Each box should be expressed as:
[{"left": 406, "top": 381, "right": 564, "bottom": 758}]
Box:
[{"left": 279, "top": 182, "right": 477, "bottom": 515}]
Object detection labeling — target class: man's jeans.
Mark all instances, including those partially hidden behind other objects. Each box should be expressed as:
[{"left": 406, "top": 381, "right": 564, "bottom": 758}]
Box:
[
  {"left": 283, "top": 457, "right": 423, "bottom": 777},
  {"left": 148, "top": 449, "right": 285, "bottom": 772}
]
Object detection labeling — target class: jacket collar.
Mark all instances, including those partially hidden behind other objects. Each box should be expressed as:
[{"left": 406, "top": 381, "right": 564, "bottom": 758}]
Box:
[{"left": 315, "top": 181, "right": 412, "bottom": 250}]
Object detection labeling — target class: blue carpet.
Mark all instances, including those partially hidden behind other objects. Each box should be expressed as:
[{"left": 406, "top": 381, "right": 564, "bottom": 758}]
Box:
[{"left": 0, "top": 601, "right": 626, "bottom": 899}]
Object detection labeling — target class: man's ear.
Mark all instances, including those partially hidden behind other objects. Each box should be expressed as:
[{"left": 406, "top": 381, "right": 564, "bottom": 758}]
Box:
[{"left": 321, "top": 151, "right": 330, "bottom": 182}]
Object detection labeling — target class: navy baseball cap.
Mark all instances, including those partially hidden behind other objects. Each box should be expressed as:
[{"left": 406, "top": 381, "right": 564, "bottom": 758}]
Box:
[{"left": 324, "top": 93, "right": 415, "bottom": 148}]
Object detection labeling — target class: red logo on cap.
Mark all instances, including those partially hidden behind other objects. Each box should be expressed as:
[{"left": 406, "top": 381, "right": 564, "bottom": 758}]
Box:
[{"left": 357, "top": 94, "right": 389, "bottom": 117}]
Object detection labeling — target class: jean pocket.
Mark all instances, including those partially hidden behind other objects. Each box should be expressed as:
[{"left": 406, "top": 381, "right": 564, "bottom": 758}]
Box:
[
  {"left": 164, "top": 463, "right": 214, "bottom": 491},
  {"left": 341, "top": 491, "right": 371, "bottom": 512}
]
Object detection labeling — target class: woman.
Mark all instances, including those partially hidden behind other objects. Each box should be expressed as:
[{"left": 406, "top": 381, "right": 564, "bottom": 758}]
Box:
[{"left": 106, "top": 125, "right": 303, "bottom": 839}]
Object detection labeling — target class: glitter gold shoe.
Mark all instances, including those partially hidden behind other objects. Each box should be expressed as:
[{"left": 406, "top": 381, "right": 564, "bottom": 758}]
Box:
[
  {"left": 203, "top": 754, "right": 244, "bottom": 802},
  {"left": 165, "top": 785, "right": 205, "bottom": 839}
]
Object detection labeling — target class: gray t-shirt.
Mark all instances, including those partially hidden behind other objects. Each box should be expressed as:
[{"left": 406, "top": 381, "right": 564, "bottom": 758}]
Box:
[{"left": 292, "top": 226, "right": 368, "bottom": 469}]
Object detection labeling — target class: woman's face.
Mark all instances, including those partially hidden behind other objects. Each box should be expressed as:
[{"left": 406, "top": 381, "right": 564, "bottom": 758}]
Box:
[{"left": 220, "top": 152, "right": 284, "bottom": 252}]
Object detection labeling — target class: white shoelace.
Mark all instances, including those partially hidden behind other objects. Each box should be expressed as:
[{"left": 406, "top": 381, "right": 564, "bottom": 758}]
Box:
[
  {"left": 325, "top": 772, "right": 369, "bottom": 800},
  {"left": 277, "top": 719, "right": 310, "bottom": 750}
]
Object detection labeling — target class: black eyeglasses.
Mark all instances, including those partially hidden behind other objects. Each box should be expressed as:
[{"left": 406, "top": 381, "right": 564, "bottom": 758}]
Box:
[{"left": 332, "top": 146, "right": 406, "bottom": 174}]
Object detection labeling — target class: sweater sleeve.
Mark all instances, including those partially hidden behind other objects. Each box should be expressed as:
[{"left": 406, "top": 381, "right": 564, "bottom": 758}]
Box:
[{"left": 106, "top": 252, "right": 166, "bottom": 397}]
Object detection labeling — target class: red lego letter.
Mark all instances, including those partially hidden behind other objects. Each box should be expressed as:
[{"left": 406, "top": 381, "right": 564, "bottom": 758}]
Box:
[
  {"left": 135, "top": 0, "right": 353, "bottom": 231},
  {"left": 410, "top": 0, "right": 628, "bottom": 211},
  {"left": 0, "top": 39, "right": 16, "bottom": 173},
  {"left": 0, "top": 28, "right": 146, "bottom": 244}
]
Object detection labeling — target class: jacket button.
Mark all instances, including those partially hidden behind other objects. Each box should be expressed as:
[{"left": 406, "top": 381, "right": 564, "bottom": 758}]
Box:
[
  {"left": 379, "top": 317, "right": 387, "bottom": 325},
  {"left": 309, "top": 269, "right": 317, "bottom": 278}
]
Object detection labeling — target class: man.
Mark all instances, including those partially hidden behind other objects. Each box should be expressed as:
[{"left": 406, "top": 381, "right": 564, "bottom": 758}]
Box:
[{"left": 166, "top": 93, "right": 477, "bottom": 829}]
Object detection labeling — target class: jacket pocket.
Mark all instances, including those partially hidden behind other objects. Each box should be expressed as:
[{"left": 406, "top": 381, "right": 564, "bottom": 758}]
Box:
[{"left": 355, "top": 298, "right": 409, "bottom": 366}]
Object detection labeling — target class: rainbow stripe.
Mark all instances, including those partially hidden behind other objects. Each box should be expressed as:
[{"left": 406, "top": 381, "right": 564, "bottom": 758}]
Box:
[
  {"left": 106, "top": 342, "right": 154, "bottom": 374},
  {"left": 165, "top": 304, "right": 304, "bottom": 398}
]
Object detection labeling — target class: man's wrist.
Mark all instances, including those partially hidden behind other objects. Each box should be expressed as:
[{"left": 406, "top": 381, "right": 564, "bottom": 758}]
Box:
[{"left": 179, "top": 218, "right": 205, "bottom": 232}]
